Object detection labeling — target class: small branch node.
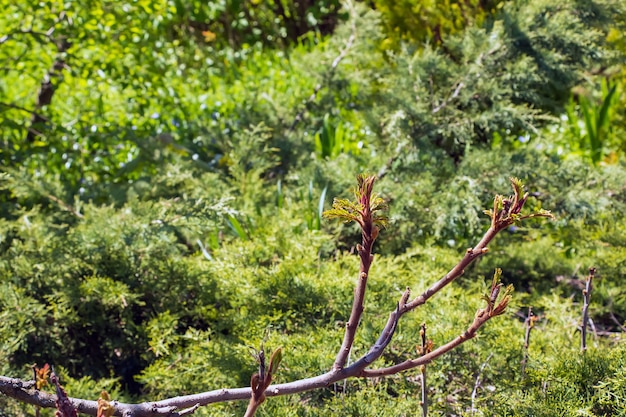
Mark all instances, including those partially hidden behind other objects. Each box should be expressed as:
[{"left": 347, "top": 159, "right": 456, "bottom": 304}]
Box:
[
  {"left": 177, "top": 403, "right": 200, "bottom": 416},
  {"left": 399, "top": 287, "right": 411, "bottom": 308},
  {"left": 153, "top": 405, "right": 177, "bottom": 414}
]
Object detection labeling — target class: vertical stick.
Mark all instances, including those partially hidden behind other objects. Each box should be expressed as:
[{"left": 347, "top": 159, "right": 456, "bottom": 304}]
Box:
[
  {"left": 521, "top": 306, "right": 533, "bottom": 376},
  {"left": 581, "top": 267, "right": 596, "bottom": 352},
  {"left": 420, "top": 323, "right": 428, "bottom": 417},
  {"left": 32, "top": 365, "right": 40, "bottom": 417},
  {"left": 470, "top": 353, "right": 493, "bottom": 415}
]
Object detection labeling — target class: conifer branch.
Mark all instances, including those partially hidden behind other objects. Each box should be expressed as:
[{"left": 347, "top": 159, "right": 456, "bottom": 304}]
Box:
[
  {"left": 45, "top": 193, "right": 84, "bottom": 218},
  {"left": 432, "top": 82, "right": 465, "bottom": 114}
]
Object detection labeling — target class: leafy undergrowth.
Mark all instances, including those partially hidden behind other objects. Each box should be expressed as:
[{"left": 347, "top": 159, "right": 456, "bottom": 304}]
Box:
[
  {"left": 1, "top": 189, "right": 624, "bottom": 416},
  {"left": 1, "top": 0, "right": 625, "bottom": 415}
]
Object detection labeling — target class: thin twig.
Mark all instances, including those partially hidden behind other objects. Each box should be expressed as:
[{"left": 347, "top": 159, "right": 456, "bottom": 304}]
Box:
[
  {"left": 244, "top": 346, "right": 282, "bottom": 417},
  {"left": 419, "top": 323, "right": 430, "bottom": 417},
  {"left": 581, "top": 267, "right": 596, "bottom": 352},
  {"left": 0, "top": 102, "right": 50, "bottom": 122},
  {"left": 0, "top": 28, "right": 56, "bottom": 45},
  {"left": 177, "top": 404, "right": 200, "bottom": 416},
  {"left": 377, "top": 141, "right": 407, "bottom": 180},
  {"left": 470, "top": 353, "right": 493, "bottom": 415},
  {"left": 46, "top": 194, "right": 84, "bottom": 218},
  {"left": 358, "top": 293, "right": 500, "bottom": 378},
  {"left": 521, "top": 306, "right": 536, "bottom": 376},
  {"left": 609, "top": 311, "right": 626, "bottom": 332},
  {"left": 432, "top": 82, "right": 465, "bottom": 114},
  {"left": 589, "top": 317, "right": 598, "bottom": 340}
]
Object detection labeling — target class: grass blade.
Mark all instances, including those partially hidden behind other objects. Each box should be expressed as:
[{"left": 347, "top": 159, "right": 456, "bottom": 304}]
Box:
[{"left": 227, "top": 215, "right": 248, "bottom": 240}]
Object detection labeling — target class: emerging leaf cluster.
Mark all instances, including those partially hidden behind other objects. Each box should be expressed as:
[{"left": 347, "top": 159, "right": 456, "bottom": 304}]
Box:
[
  {"left": 483, "top": 177, "right": 554, "bottom": 230},
  {"left": 323, "top": 174, "right": 388, "bottom": 229}
]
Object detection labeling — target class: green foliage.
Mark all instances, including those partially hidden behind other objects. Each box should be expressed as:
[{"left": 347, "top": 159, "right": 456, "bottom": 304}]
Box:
[
  {"left": 314, "top": 113, "right": 364, "bottom": 159},
  {"left": 330, "top": 0, "right": 618, "bottom": 165},
  {"left": 170, "top": 0, "right": 344, "bottom": 48},
  {"left": 0, "top": 0, "right": 329, "bottom": 203},
  {"left": 0, "top": 0, "right": 625, "bottom": 415},
  {"left": 493, "top": 346, "right": 626, "bottom": 416},
  {"left": 0, "top": 186, "right": 235, "bottom": 384},
  {"left": 372, "top": 0, "right": 501, "bottom": 47},
  {"left": 564, "top": 79, "right": 622, "bottom": 164}
]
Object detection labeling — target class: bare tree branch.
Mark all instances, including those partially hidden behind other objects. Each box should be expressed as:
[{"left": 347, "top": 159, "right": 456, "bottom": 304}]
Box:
[
  {"left": 0, "top": 177, "right": 552, "bottom": 417},
  {"left": 45, "top": 193, "right": 84, "bottom": 218},
  {"left": 609, "top": 311, "right": 626, "bottom": 333},
  {"left": 358, "top": 296, "right": 497, "bottom": 377},
  {"left": 432, "top": 82, "right": 465, "bottom": 114}
]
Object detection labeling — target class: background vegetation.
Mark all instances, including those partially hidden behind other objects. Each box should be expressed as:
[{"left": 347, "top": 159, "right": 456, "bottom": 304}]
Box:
[{"left": 1, "top": 0, "right": 625, "bottom": 415}]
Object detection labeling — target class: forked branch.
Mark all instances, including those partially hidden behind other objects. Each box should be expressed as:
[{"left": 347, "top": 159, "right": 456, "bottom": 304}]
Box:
[{"left": 0, "top": 176, "right": 552, "bottom": 417}]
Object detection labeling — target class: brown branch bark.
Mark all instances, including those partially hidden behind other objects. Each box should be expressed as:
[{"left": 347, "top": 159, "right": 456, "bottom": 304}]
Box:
[
  {"left": 332, "top": 227, "right": 375, "bottom": 370},
  {"left": 359, "top": 309, "right": 494, "bottom": 378},
  {"left": 405, "top": 229, "right": 495, "bottom": 311},
  {"left": 26, "top": 40, "right": 68, "bottom": 142},
  {"left": 25, "top": 13, "right": 71, "bottom": 143},
  {"left": 325, "top": 174, "right": 386, "bottom": 371}
]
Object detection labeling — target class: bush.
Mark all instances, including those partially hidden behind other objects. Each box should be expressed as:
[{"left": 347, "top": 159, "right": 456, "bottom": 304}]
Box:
[{"left": 1, "top": 0, "right": 625, "bottom": 415}]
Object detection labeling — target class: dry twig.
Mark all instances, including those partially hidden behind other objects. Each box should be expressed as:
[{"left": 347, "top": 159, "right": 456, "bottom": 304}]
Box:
[{"left": 581, "top": 267, "right": 597, "bottom": 351}]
